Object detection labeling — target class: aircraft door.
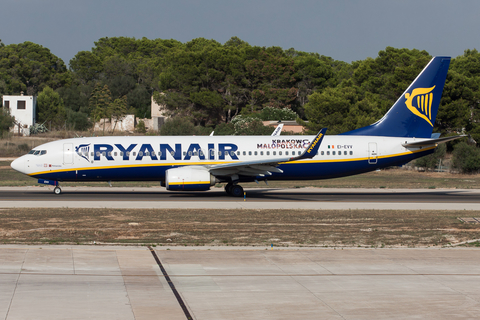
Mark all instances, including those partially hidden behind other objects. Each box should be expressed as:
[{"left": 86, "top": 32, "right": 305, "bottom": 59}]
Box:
[
  {"left": 63, "top": 143, "right": 74, "bottom": 164},
  {"left": 368, "top": 142, "right": 377, "bottom": 164}
]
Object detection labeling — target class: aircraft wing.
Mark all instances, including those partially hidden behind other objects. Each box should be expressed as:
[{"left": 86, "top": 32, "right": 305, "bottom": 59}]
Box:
[{"left": 208, "top": 128, "right": 327, "bottom": 177}]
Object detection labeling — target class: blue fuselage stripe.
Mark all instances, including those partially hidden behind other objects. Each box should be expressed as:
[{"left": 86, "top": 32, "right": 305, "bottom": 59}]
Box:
[{"left": 29, "top": 148, "right": 433, "bottom": 182}]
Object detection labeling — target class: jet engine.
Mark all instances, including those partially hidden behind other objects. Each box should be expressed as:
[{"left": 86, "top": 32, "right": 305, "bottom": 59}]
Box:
[{"left": 165, "top": 167, "right": 216, "bottom": 191}]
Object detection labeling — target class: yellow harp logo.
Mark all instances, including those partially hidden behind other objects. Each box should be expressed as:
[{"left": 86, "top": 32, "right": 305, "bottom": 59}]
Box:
[{"left": 404, "top": 86, "right": 435, "bottom": 126}]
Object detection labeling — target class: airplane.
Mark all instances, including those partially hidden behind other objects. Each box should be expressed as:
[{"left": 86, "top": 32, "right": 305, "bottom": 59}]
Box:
[{"left": 10, "top": 56, "right": 463, "bottom": 197}]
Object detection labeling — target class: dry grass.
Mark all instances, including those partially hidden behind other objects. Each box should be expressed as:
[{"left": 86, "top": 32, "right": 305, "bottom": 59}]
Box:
[{"left": 0, "top": 208, "right": 479, "bottom": 247}]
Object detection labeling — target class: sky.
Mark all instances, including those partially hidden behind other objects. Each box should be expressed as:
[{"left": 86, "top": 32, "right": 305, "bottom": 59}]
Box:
[{"left": 1, "top": 0, "right": 479, "bottom": 66}]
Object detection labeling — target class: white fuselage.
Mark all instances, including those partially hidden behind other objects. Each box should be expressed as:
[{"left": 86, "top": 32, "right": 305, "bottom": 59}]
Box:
[{"left": 11, "top": 135, "right": 434, "bottom": 183}]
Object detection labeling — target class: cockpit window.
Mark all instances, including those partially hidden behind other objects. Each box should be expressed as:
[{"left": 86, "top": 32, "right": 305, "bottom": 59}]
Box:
[{"left": 29, "top": 150, "right": 47, "bottom": 156}]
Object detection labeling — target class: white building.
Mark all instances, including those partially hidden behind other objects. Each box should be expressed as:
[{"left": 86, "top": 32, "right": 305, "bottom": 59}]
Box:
[{"left": 2, "top": 93, "right": 36, "bottom": 136}]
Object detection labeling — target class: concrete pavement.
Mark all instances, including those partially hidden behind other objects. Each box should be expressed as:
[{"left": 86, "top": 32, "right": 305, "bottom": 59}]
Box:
[{"left": 1, "top": 245, "right": 479, "bottom": 319}]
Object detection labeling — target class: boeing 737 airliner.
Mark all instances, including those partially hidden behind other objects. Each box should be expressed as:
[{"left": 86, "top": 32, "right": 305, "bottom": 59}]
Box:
[{"left": 11, "top": 56, "right": 462, "bottom": 196}]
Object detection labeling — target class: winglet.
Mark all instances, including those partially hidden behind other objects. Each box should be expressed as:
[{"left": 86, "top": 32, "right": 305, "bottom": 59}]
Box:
[{"left": 291, "top": 128, "right": 327, "bottom": 161}]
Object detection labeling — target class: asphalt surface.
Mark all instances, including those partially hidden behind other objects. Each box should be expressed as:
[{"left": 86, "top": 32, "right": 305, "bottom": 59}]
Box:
[
  {"left": 1, "top": 186, "right": 480, "bottom": 202},
  {"left": 1, "top": 186, "right": 479, "bottom": 210}
]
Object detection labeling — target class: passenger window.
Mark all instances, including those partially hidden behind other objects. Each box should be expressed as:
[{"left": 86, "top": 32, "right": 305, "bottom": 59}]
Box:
[
  {"left": 332, "top": 151, "right": 336, "bottom": 155},
  {"left": 350, "top": 151, "right": 353, "bottom": 155},
  {"left": 249, "top": 151, "right": 252, "bottom": 156},
  {"left": 158, "top": 151, "right": 162, "bottom": 156},
  {"left": 91, "top": 152, "right": 94, "bottom": 156},
  {"left": 120, "top": 152, "right": 124, "bottom": 156},
  {"left": 126, "top": 152, "right": 130, "bottom": 156},
  {"left": 170, "top": 151, "right": 174, "bottom": 156},
  {"left": 243, "top": 151, "right": 246, "bottom": 156},
  {"left": 210, "top": 150, "right": 215, "bottom": 157},
  {"left": 146, "top": 151, "right": 150, "bottom": 156},
  {"left": 133, "top": 152, "right": 136, "bottom": 156},
  {"left": 218, "top": 151, "right": 222, "bottom": 156},
  {"left": 108, "top": 152, "right": 112, "bottom": 157},
  {"left": 266, "top": 151, "right": 270, "bottom": 156},
  {"left": 114, "top": 152, "right": 117, "bottom": 156},
  {"left": 96, "top": 152, "right": 100, "bottom": 157},
  {"left": 188, "top": 151, "right": 192, "bottom": 156},
  {"left": 344, "top": 151, "right": 347, "bottom": 155},
  {"left": 102, "top": 152, "right": 106, "bottom": 156},
  {"left": 183, "top": 151, "right": 186, "bottom": 156},
  {"left": 321, "top": 151, "right": 324, "bottom": 155},
  {"left": 199, "top": 151, "right": 203, "bottom": 157},
  {"left": 237, "top": 151, "right": 240, "bottom": 156},
  {"left": 327, "top": 151, "right": 330, "bottom": 155},
  {"left": 231, "top": 151, "right": 235, "bottom": 156},
  {"left": 273, "top": 151, "right": 276, "bottom": 156},
  {"left": 260, "top": 151, "right": 264, "bottom": 156},
  {"left": 254, "top": 151, "right": 258, "bottom": 156},
  {"left": 286, "top": 151, "right": 289, "bottom": 156},
  {"left": 279, "top": 151, "right": 282, "bottom": 156},
  {"left": 138, "top": 151, "right": 143, "bottom": 156}
]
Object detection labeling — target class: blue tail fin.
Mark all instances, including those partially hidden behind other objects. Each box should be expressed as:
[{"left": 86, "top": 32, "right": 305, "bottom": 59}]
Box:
[{"left": 342, "top": 56, "right": 451, "bottom": 138}]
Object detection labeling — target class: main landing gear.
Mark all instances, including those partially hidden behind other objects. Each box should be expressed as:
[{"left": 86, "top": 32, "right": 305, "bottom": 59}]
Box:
[{"left": 224, "top": 183, "right": 244, "bottom": 197}]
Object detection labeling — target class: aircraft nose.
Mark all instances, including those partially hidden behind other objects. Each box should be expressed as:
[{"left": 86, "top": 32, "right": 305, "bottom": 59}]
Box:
[{"left": 10, "top": 157, "right": 25, "bottom": 174}]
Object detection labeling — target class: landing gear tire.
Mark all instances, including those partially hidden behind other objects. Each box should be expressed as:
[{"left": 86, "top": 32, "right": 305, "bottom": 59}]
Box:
[
  {"left": 225, "top": 183, "right": 233, "bottom": 195},
  {"left": 230, "top": 185, "right": 244, "bottom": 197},
  {"left": 54, "top": 187, "right": 62, "bottom": 195}
]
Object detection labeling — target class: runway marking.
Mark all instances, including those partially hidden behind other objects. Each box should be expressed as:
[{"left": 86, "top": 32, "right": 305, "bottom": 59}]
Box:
[{"left": 148, "top": 246, "right": 193, "bottom": 320}]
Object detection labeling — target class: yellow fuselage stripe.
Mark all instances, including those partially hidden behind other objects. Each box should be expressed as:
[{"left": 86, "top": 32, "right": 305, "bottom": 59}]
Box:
[{"left": 28, "top": 146, "right": 435, "bottom": 177}]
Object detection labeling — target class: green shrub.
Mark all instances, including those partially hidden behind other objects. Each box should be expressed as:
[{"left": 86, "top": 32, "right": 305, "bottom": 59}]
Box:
[
  {"left": 136, "top": 120, "right": 146, "bottom": 134},
  {"left": 452, "top": 142, "right": 480, "bottom": 173},
  {"left": 415, "top": 143, "right": 446, "bottom": 170}
]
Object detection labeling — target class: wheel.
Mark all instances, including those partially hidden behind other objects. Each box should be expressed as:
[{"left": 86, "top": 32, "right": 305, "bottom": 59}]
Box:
[
  {"left": 224, "top": 183, "right": 233, "bottom": 195},
  {"left": 230, "top": 185, "right": 244, "bottom": 197},
  {"left": 54, "top": 187, "right": 62, "bottom": 195}
]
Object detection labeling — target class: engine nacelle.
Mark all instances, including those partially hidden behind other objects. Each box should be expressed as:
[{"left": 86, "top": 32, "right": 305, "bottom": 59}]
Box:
[{"left": 165, "top": 167, "right": 216, "bottom": 191}]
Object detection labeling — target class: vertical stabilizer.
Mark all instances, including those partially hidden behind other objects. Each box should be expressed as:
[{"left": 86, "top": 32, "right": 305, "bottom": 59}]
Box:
[{"left": 342, "top": 56, "right": 450, "bottom": 138}]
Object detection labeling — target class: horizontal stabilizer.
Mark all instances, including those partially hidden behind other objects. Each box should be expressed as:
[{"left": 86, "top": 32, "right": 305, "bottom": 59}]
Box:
[{"left": 402, "top": 135, "right": 465, "bottom": 147}]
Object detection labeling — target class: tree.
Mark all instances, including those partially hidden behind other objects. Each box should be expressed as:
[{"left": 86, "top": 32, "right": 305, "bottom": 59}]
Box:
[
  {"left": 415, "top": 143, "right": 446, "bottom": 170},
  {"left": 245, "top": 106, "right": 297, "bottom": 121},
  {"left": 0, "top": 107, "right": 14, "bottom": 137},
  {"left": 159, "top": 116, "right": 199, "bottom": 135},
  {"left": 452, "top": 142, "right": 480, "bottom": 173},
  {"left": 37, "top": 86, "right": 66, "bottom": 129},
  {"left": 0, "top": 41, "right": 71, "bottom": 95},
  {"left": 231, "top": 115, "right": 273, "bottom": 135},
  {"left": 109, "top": 96, "right": 128, "bottom": 132},
  {"left": 89, "top": 84, "right": 113, "bottom": 133}
]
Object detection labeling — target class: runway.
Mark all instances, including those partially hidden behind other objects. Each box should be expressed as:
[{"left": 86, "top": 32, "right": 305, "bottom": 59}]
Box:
[
  {"left": 1, "top": 245, "right": 479, "bottom": 320},
  {"left": 1, "top": 186, "right": 479, "bottom": 210}
]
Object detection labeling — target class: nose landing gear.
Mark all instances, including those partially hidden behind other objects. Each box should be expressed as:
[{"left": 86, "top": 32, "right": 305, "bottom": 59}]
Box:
[{"left": 53, "top": 186, "right": 62, "bottom": 195}]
